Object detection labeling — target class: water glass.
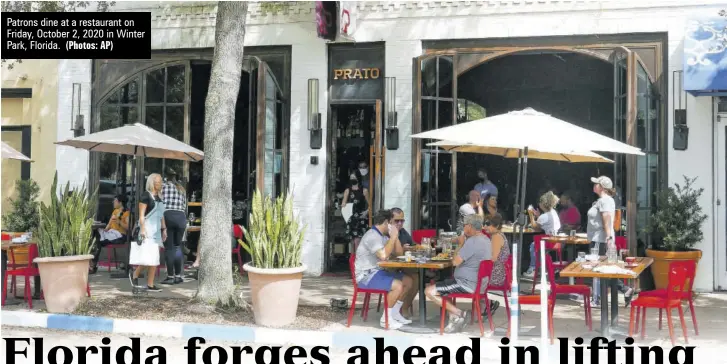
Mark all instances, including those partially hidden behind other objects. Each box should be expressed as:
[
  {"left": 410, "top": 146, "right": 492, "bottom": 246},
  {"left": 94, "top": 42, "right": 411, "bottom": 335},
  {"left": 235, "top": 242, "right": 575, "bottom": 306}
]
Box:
[
  {"left": 590, "top": 247, "right": 599, "bottom": 257},
  {"left": 619, "top": 249, "right": 628, "bottom": 262},
  {"left": 577, "top": 252, "right": 586, "bottom": 262},
  {"left": 569, "top": 230, "right": 576, "bottom": 238}
]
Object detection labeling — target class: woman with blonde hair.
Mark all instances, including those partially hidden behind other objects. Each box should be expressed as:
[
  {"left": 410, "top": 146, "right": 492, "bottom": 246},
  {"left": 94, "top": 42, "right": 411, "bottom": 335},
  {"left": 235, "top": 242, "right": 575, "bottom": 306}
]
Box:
[
  {"left": 129, "top": 173, "right": 167, "bottom": 292},
  {"left": 524, "top": 191, "right": 561, "bottom": 277}
]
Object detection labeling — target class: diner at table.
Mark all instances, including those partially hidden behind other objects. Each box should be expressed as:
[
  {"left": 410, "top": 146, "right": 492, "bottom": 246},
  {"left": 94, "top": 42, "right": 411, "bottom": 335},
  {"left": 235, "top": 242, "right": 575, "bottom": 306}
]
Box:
[{"left": 353, "top": 209, "right": 417, "bottom": 329}]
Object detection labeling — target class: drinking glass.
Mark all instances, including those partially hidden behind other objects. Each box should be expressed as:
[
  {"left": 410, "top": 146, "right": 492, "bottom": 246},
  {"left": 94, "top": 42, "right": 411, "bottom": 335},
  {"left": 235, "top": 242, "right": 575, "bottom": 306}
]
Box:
[
  {"left": 188, "top": 212, "right": 196, "bottom": 225},
  {"left": 590, "top": 247, "right": 599, "bottom": 257},
  {"left": 569, "top": 230, "right": 576, "bottom": 238},
  {"left": 619, "top": 249, "right": 629, "bottom": 262},
  {"left": 577, "top": 252, "right": 586, "bottom": 262}
]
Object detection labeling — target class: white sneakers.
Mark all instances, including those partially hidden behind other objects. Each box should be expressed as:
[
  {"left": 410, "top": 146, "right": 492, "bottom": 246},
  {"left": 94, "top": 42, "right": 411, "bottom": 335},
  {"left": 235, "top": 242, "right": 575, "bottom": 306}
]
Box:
[{"left": 379, "top": 309, "right": 412, "bottom": 329}]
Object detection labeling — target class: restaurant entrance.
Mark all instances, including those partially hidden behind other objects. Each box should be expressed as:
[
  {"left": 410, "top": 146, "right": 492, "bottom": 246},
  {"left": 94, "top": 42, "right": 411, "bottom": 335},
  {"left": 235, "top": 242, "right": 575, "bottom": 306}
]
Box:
[
  {"left": 325, "top": 101, "right": 384, "bottom": 272},
  {"left": 324, "top": 43, "right": 386, "bottom": 273},
  {"left": 413, "top": 38, "right": 666, "bottom": 256}
]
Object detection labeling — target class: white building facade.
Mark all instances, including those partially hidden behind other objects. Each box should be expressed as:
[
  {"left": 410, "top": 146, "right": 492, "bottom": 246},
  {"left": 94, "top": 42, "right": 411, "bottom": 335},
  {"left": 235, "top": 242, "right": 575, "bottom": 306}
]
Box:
[{"left": 57, "top": 1, "right": 726, "bottom": 291}]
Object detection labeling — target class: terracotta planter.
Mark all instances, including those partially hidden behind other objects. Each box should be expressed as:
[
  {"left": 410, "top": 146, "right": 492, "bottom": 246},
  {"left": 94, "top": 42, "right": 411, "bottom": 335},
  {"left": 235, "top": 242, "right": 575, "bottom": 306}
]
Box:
[
  {"left": 646, "top": 249, "right": 702, "bottom": 290},
  {"left": 34, "top": 255, "right": 93, "bottom": 313},
  {"left": 244, "top": 263, "right": 306, "bottom": 327}
]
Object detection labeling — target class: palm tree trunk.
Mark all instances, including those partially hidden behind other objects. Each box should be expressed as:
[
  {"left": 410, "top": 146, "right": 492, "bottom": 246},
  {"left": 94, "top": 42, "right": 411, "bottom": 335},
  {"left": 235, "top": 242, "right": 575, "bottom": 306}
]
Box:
[{"left": 196, "top": 1, "right": 248, "bottom": 305}]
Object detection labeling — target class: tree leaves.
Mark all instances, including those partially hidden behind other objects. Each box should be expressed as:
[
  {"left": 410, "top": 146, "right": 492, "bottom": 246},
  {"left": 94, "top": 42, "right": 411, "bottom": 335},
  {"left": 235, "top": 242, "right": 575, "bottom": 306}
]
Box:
[
  {"left": 1, "top": 179, "right": 40, "bottom": 232},
  {"left": 648, "top": 176, "right": 708, "bottom": 252}
]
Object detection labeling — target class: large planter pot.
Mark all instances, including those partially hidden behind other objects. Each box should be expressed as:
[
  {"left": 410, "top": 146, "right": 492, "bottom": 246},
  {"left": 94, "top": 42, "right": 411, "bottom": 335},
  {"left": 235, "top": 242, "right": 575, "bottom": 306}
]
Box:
[
  {"left": 34, "top": 255, "right": 93, "bottom": 313},
  {"left": 244, "top": 263, "right": 306, "bottom": 327},
  {"left": 646, "top": 249, "right": 702, "bottom": 290}
]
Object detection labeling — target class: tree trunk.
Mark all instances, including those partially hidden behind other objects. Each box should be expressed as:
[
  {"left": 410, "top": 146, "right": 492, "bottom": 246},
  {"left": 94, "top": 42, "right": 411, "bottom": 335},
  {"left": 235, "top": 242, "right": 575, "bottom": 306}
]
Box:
[{"left": 196, "top": 1, "right": 248, "bottom": 305}]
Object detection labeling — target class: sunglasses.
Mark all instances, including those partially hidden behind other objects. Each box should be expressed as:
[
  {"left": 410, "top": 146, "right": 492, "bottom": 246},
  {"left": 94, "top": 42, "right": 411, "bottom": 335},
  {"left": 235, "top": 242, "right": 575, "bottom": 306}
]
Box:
[{"left": 394, "top": 219, "right": 405, "bottom": 223}]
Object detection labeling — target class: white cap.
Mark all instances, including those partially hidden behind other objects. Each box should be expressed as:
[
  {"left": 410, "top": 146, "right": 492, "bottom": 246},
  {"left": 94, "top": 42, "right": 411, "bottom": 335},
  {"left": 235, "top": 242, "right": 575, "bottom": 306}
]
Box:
[{"left": 590, "top": 176, "right": 613, "bottom": 189}]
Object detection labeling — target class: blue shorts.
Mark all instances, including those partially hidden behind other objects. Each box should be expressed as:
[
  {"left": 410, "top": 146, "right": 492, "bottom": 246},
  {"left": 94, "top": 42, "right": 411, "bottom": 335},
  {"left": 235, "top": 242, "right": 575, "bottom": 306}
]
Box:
[{"left": 358, "top": 270, "right": 404, "bottom": 291}]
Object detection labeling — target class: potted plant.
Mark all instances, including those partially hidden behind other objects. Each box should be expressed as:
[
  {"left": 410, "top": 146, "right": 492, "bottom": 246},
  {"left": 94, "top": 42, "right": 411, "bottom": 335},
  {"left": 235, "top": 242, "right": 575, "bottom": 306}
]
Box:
[
  {"left": 34, "top": 173, "right": 97, "bottom": 313},
  {"left": 241, "top": 189, "right": 306, "bottom": 327},
  {"left": 646, "top": 176, "right": 708, "bottom": 290}
]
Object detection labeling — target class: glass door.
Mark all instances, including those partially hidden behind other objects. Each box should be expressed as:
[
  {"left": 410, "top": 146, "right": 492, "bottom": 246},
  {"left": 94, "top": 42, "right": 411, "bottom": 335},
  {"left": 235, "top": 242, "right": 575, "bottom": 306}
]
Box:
[
  {"left": 413, "top": 54, "right": 458, "bottom": 231},
  {"left": 610, "top": 47, "right": 659, "bottom": 254},
  {"left": 369, "top": 100, "right": 385, "bottom": 225},
  {"left": 250, "top": 58, "right": 285, "bottom": 198}
]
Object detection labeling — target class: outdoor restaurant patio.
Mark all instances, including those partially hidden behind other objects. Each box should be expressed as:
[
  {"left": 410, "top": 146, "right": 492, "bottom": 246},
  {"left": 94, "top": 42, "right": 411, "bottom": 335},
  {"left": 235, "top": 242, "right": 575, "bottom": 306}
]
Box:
[{"left": 3, "top": 266, "right": 726, "bottom": 350}]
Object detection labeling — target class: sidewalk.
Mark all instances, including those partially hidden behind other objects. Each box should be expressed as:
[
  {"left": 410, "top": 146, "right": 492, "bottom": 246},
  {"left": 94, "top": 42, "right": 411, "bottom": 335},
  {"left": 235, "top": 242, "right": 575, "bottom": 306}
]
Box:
[{"left": 3, "top": 270, "right": 726, "bottom": 362}]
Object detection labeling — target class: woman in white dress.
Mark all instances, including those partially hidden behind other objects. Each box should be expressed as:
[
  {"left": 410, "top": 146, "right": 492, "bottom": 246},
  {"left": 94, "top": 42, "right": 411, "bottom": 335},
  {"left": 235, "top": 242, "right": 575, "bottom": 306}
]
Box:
[{"left": 130, "top": 173, "right": 167, "bottom": 292}]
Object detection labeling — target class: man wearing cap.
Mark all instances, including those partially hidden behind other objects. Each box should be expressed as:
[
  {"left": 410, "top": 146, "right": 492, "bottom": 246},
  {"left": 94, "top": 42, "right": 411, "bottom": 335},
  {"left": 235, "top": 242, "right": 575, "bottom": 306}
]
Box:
[{"left": 587, "top": 176, "right": 633, "bottom": 307}]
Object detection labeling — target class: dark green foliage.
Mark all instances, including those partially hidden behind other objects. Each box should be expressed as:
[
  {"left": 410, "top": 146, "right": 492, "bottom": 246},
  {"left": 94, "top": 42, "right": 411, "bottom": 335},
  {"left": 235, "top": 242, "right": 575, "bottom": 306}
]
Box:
[
  {"left": 648, "top": 176, "right": 708, "bottom": 252},
  {"left": 1, "top": 179, "right": 40, "bottom": 232}
]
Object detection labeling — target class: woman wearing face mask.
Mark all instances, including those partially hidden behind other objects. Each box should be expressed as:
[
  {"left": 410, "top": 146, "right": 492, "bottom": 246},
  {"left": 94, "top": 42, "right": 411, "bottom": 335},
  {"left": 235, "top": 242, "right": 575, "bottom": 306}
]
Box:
[
  {"left": 357, "top": 162, "right": 370, "bottom": 189},
  {"left": 342, "top": 173, "right": 369, "bottom": 251}
]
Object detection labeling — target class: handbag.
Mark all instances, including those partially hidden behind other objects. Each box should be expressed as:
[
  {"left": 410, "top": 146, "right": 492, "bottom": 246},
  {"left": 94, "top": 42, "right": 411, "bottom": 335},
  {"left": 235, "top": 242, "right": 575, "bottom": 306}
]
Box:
[{"left": 129, "top": 238, "right": 160, "bottom": 266}]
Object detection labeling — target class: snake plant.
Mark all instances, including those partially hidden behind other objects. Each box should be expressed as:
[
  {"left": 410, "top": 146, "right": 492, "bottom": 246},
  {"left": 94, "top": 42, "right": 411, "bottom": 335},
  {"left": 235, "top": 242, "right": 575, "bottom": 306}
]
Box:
[
  {"left": 240, "top": 189, "right": 306, "bottom": 269},
  {"left": 35, "top": 173, "right": 98, "bottom": 258}
]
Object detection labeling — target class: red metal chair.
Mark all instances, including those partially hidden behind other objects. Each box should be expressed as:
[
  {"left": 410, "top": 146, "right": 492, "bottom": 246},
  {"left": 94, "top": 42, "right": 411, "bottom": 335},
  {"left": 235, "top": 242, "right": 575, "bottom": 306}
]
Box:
[
  {"left": 519, "top": 255, "right": 558, "bottom": 344},
  {"left": 440, "top": 260, "right": 495, "bottom": 336},
  {"left": 3, "top": 244, "right": 40, "bottom": 308},
  {"left": 531, "top": 235, "right": 566, "bottom": 294},
  {"left": 100, "top": 242, "right": 127, "bottom": 272},
  {"left": 486, "top": 256, "right": 512, "bottom": 325},
  {"left": 233, "top": 224, "right": 245, "bottom": 275},
  {"left": 629, "top": 261, "right": 691, "bottom": 345},
  {"left": 347, "top": 254, "right": 391, "bottom": 329},
  {"left": 615, "top": 236, "right": 630, "bottom": 285},
  {"left": 412, "top": 229, "right": 436, "bottom": 245},
  {"left": 632, "top": 260, "right": 698, "bottom": 336}
]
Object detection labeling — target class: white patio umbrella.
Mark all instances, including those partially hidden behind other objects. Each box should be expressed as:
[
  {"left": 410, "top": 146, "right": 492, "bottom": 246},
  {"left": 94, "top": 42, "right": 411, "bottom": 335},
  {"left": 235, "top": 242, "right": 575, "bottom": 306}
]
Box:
[
  {"left": 56, "top": 123, "right": 204, "bottom": 161},
  {"left": 427, "top": 140, "right": 614, "bottom": 163},
  {"left": 56, "top": 122, "right": 204, "bottom": 277},
  {"left": 412, "top": 108, "right": 643, "bottom": 355},
  {"left": 1, "top": 141, "right": 32, "bottom": 162}
]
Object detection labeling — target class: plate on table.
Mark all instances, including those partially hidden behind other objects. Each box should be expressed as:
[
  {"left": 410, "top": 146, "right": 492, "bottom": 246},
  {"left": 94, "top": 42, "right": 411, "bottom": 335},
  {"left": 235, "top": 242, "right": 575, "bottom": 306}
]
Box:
[
  {"left": 625, "top": 263, "right": 639, "bottom": 268},
  {"left": 431, "top": 257, "right": 451, "bottom": 261},
  {"left": 575, "top": 233, "right": 587, "bottom": 238}
]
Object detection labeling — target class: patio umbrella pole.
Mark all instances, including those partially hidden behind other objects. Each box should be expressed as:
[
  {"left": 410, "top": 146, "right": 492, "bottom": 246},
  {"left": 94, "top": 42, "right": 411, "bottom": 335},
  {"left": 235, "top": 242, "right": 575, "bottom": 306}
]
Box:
[
  {"left": 110, "top": 155, "right": 136, "bottom": 279},
  {"left": 510, "top": 147, "right": 529, "bottom": 343}
]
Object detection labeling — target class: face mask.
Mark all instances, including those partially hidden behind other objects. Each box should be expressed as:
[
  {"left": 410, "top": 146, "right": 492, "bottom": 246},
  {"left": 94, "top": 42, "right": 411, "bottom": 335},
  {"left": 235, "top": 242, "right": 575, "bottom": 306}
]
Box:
[
  {"left": 350, "top": 179, "right": 358, "bottom": 185},
  {"left": 359, "top": 168, "right": 368, "bottom": 176},
  {"left": 478, "top": 174, "right": 485, "bottom": 180}
]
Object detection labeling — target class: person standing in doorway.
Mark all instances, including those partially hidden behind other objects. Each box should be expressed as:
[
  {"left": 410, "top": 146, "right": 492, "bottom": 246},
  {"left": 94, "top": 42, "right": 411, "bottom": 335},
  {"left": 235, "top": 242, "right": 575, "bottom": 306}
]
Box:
[
  {"left": 160, "top": 167, "right": 187, "bottom": 285},
  {"left": 357, "top": 161, "right": 370, "bottom": 190},
  {"left": 342, "top": 173, "right": 369, "bottom": 252},
  {"left": 474, "top": 169, "right": 498, "bottom": 199}
]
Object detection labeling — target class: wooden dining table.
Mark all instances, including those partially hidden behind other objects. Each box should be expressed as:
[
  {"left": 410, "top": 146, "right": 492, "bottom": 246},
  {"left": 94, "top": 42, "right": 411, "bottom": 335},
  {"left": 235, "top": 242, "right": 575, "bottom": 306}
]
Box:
[
  {"left": 560, "top": 256, "right": 653, "bottom": 338},
  {"left": 378, "top": 258, "right": 453, "bottom": 333},
  {"left": 1, "top": 240, "right": 42, "bottom": 300}
]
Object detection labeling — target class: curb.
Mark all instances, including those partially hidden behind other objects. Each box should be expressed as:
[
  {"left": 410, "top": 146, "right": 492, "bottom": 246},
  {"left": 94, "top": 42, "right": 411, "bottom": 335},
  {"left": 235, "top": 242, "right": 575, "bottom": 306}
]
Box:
[{"left": 1, "top": 310, "right": 506, "bottom": 358}]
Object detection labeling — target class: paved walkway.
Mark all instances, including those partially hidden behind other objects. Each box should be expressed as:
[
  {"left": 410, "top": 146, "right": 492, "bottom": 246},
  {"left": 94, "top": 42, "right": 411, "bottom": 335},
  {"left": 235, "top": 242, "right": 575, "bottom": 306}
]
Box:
[{"left": 3, "top": 268, "right": 727, "bottom": 353}]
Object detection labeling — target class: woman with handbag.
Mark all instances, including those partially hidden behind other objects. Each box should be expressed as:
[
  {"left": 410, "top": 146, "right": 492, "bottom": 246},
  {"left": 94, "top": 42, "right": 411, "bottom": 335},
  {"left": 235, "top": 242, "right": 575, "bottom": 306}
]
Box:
[{"left": 129, "top": 173, "right": 167, "bottom": 292}]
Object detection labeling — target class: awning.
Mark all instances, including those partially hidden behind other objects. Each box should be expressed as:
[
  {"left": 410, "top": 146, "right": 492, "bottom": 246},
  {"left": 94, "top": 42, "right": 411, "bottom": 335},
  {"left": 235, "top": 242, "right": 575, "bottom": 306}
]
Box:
[{"left": 684, "top": 17, "right": 727, "bottom": 96}]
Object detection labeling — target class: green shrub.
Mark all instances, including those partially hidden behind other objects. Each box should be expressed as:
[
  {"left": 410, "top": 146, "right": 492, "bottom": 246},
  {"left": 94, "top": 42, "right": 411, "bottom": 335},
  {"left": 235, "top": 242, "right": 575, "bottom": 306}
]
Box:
[
  {"left": 648, "top": 176, "right": 708, "bottom": 252},
  {"left": 2, "top": 179, "right": 40, "bottom": 232}
]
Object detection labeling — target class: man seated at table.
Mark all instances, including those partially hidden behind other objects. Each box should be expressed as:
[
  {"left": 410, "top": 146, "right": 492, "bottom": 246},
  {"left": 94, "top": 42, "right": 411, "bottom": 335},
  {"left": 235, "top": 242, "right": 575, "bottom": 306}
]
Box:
[
  {"left": 425, "top": 214, "right": 491, "bottom": 333},
  {"left": 354, "top": 209, "right": 416, "bottom": 329}
]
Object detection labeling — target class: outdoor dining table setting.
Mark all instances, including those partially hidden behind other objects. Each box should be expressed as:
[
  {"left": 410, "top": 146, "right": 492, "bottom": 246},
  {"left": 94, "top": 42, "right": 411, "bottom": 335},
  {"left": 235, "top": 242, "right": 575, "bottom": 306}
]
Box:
[
  {"left": 560, "top": 254, "right": 653, "bottom": 338},
  {"left": 377, "top": 235, "right": 457, "bottom": 334}
]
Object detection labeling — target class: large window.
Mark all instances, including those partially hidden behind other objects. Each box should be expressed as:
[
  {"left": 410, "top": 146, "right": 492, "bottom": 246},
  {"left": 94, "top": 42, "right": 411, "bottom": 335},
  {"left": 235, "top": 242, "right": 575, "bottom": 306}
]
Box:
[{"left": 95, "top": 63, "right": 189, "bottom": 220}]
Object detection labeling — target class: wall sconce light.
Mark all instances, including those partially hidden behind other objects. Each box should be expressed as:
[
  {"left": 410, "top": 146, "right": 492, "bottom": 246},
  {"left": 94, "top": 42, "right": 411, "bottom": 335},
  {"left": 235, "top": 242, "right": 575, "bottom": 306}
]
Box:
[
  {"left": 672, "top": 71, "right": 688, "bottom": 151},
  {"left": 71, "top": 83, "right": 85, "bottom": 137},
  {"left": 385, "top": 77, "right": 399, "bottom": 150},
  {"left": 308, "top": 78, "right": 322, "bottom": 149}
]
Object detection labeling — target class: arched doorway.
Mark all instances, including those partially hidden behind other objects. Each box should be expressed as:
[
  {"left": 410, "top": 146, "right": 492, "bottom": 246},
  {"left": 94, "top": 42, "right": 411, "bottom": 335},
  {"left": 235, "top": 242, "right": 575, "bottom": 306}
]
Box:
[
  {"left": 412, "top": 46, "right": 660, "bottom": 253},
  {"left": 91, "top": 56, "right": 287, "bottom": 224}
]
